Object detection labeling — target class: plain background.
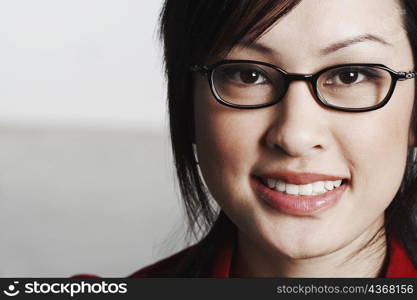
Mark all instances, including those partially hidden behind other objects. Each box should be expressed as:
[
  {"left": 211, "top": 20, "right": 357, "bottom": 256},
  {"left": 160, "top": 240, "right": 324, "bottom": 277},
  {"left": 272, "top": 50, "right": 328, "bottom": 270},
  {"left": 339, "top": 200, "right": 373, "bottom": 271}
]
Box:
[{"left": 0, "top": 0, "right": 188, "bottom": 277}]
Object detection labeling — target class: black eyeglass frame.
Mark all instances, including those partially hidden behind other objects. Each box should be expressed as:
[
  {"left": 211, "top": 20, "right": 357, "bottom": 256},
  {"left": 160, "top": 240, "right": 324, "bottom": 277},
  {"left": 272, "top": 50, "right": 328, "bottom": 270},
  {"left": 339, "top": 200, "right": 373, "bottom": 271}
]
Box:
[{"left": 191, "top": 60, "right": 417, "bottom": 112}]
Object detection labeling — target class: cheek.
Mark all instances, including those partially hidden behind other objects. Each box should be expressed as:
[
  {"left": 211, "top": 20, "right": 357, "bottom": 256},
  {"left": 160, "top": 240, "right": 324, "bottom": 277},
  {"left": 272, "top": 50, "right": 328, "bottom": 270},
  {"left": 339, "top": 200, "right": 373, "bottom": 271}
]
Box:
[
  {"left": 339, "top": 92, "right": 412, "bottom": 212},
  {"left": 193, "top": 81, "right": 265, "bottom": 208}
]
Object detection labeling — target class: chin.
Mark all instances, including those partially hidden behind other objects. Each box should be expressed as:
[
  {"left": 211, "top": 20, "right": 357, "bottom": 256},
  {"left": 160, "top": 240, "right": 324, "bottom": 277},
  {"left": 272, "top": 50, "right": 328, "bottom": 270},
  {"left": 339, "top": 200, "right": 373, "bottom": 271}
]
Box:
[
  {"left": 255, "top": 220, "right": 350, "bottom": 260},
  {"left": 278, "top": 244, "right": 338, "bottom": 260},
  {"left": 268, "top": 236, "right": 340, "bottom": 260}
]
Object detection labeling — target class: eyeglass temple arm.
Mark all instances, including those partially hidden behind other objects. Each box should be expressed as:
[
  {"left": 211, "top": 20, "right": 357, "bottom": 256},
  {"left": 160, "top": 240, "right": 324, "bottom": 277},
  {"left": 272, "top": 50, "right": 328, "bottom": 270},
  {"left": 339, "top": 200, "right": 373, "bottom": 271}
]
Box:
[{"left": 398, "top": 71, "right": 417, "bottom": 81}]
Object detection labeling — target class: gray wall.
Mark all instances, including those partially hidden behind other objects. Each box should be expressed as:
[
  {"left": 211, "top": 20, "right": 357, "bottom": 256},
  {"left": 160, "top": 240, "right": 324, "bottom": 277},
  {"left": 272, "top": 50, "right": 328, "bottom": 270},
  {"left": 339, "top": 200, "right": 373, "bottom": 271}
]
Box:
[
  {"left": 0, "top": 0, "right": 190, "bottom": 277},
  {"left": 1, "top": 125, "right": 187, "bottom": 277}
]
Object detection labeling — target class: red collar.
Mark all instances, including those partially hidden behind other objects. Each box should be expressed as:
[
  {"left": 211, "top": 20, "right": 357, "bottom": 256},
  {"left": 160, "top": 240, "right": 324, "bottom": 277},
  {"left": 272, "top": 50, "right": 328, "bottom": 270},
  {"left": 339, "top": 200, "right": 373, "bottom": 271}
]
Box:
[
  {"left": 209, "top": 219, "right": 417, "bottom": 277},
  {"left": 385, "top": 238, "right": 417, "bottom": 277}
]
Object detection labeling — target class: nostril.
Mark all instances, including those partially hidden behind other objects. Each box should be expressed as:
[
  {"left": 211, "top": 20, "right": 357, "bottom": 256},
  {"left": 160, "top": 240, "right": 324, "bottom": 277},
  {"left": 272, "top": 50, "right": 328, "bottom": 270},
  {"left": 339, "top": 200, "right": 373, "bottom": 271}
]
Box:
[{"left": 271, "top": 142, "right": 324, "bottom": 158}]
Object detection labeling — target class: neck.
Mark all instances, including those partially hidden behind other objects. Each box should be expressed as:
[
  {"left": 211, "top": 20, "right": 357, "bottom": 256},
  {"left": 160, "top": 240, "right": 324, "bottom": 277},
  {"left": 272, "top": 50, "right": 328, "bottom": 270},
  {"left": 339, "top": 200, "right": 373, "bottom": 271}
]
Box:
[{"left": 232, "top": 221, "right": 387, "bottom": 277}]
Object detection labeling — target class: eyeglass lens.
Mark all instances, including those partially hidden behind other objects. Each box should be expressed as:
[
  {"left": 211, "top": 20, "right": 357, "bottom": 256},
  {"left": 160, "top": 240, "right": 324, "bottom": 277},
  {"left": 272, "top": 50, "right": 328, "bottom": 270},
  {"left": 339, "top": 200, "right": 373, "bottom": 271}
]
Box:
[{"left": 212, "top": 63, "right": 392, "bottom": 109}]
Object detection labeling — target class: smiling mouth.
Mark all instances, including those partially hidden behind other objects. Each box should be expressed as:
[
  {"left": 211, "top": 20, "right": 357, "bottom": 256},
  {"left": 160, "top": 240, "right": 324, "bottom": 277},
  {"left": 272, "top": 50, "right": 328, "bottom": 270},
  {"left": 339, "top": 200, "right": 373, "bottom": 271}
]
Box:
[
  {"left": 256, "top": 176, "right": 348, "bottom": 196},
  {"left": 252, "top": 175, "right": 349, "bottom": 215}
]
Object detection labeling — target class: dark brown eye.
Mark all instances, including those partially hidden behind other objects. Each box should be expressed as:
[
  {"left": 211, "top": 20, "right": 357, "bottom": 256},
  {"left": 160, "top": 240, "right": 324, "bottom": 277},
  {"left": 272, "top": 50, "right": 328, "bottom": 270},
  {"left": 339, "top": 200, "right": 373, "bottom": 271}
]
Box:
[
  {"left": 239, "top": 70, "right": 261, "bottom": 84},
  {"left": 338, "top": 71, "right": 359, "bottom": 84},
  {"left": 216, "top": 63, "right": 271, "bottom": 85},
  {"left": 323, "top": 67, "right": 380, "bottom": 87}
]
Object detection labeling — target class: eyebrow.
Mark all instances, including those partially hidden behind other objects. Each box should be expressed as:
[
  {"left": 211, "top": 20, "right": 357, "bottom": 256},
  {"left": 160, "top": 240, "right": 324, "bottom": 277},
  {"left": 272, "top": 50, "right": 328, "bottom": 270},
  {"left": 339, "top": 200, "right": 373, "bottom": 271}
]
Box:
[
  {"left": 319, "top": 34, "right": 392, "bottom": 55},
  {"left": 236, "top": 34, "right": 392, "bottom": 57}
]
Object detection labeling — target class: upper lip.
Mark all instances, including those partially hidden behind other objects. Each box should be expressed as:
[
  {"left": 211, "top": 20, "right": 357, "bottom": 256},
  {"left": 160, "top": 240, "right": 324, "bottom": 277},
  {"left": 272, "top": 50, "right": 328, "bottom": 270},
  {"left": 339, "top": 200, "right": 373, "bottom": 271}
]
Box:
[{"left": 255, "top": 171, "right": 347, "bottom": 185}]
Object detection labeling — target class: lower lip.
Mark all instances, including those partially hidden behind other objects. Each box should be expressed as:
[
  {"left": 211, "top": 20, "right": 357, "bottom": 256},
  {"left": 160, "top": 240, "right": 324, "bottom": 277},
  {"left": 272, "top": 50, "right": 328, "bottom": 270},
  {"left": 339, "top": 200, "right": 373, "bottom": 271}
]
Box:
[{"left": 251, "top": 176, "right": 347, "bottom": 216}]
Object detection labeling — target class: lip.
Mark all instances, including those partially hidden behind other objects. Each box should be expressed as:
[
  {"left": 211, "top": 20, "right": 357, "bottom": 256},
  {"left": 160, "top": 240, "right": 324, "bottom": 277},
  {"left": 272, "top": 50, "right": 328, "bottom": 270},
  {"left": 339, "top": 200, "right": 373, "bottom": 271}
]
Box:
[
  {"left": 256, "top": 171, "right": 347, "bottom": 185},
  {"left": 251, "top": 175, "right": 348, "bottom": 216}
]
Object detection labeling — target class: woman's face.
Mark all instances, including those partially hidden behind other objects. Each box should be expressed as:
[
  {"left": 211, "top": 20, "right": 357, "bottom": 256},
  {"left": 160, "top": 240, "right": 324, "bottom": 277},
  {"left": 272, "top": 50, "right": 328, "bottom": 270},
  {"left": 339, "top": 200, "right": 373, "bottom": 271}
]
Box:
[{"left": 193, "top": 0, "right": 415, "bottom": 259}]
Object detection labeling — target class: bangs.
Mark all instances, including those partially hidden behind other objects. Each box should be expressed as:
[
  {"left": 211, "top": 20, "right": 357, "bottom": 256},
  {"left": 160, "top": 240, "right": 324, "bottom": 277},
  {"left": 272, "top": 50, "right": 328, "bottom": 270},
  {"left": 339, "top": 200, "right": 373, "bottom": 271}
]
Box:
[{"left": 189, "top": 0, "right": 302, "bottom": 62}]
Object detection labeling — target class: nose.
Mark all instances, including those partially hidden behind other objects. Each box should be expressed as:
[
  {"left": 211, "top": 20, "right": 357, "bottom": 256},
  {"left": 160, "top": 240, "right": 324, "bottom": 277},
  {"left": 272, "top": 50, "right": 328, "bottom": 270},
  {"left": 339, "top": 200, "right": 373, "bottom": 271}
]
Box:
[{"left": 266, "top": 81, "right": 330, "bottom": 158}]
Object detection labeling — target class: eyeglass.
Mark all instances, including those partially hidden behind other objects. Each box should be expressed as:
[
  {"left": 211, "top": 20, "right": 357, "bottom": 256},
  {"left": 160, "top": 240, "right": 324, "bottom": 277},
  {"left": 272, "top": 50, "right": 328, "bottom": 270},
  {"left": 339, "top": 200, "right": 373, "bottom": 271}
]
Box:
[{"left": 191, "top": 60, "right": 417, "bottom": 112}]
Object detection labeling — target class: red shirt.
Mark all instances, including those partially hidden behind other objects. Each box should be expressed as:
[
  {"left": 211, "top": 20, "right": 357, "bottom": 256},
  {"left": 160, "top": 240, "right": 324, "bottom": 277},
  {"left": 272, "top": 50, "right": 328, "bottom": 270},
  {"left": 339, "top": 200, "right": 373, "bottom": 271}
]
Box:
[{"left": 129, "top": 214, "right": 417, "bottom": 278}]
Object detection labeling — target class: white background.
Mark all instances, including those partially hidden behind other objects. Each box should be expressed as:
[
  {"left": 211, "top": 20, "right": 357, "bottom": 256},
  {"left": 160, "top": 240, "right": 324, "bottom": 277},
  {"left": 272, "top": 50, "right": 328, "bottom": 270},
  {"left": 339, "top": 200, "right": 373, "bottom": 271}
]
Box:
[
  {"left": 0, "top": 0, "right": 166, "bottom": 129},
  {"left": 0, "top": 0, "right": 188, "bottom": 277}
]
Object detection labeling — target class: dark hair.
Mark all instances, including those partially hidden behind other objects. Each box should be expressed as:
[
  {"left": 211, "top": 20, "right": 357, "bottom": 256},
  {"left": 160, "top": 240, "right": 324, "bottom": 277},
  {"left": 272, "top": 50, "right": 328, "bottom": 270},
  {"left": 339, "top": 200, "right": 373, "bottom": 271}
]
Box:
[
  {"left": 387, "top": 0, "right": 417, "bottom": 266},
  {"left": 159, "top": 0, "right": 417, "bottom": 271}
]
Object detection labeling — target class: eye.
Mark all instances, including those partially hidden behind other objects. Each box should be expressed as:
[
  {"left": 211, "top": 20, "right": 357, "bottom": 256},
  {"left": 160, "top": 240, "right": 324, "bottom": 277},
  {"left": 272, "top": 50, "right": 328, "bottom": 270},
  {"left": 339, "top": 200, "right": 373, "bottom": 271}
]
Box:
[
  {"left": 219, "top": 65, "right": 271, "bottom": 85},
  {"left": 324, "top": 67, "right": 381, "bottom": 86},
  {"left": 238, "top": 69, "right": 267, "bottom": 84},
  {"left": 334, "top": 71, "right": 362, "bottom": 84}
]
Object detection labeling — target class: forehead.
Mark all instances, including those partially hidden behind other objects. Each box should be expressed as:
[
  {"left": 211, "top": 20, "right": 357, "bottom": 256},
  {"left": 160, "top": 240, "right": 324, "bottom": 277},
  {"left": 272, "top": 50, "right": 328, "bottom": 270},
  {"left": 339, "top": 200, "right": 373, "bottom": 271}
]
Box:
[
  {"left": 276, "top": 0, "right": 403, "bottom": 39},
  {"left": 233, "top": 0, "right": 409, "bottom": 68}
]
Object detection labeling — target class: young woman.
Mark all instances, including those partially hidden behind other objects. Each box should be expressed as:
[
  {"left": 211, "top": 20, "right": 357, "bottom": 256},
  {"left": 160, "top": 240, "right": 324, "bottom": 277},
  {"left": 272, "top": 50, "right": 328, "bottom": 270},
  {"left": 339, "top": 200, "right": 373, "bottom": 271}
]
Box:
[{"left": 133, "top": 0, "right": 417, "bottom": 277}]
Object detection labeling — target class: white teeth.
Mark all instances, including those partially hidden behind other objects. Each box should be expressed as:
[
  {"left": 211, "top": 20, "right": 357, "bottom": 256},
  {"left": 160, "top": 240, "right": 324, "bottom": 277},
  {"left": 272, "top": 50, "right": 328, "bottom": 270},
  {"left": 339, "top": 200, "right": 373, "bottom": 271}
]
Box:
[
  {"left": 324, "top": 181, "right": 335, "bottom": 191},
  {"left": 285, "top": 184, "right": 299, "bottom": 195},
  {"left": 267, "top": 178, "right": 277, "bottom": 189},
  {"left": 312, "top": 181, "right": 326, "bottom": 194},
  {"left": 262, "top": 177, "right": 345, "bottom": 196},
  {"left": 299, "top": 183, "right": 313, "bottom": 196},
  {"left": 276, "top": 180, "right": 286, "bottom": 192}
]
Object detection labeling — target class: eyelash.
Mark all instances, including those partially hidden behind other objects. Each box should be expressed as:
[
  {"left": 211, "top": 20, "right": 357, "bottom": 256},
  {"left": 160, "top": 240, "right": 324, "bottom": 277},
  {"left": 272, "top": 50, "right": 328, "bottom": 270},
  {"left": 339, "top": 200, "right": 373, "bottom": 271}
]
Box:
[
  {"left": 222, "top": 67, "right": 271, "bottom": 85},
  {"left": 324, "top": 68, "right": 382, "bottom": 86}
]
